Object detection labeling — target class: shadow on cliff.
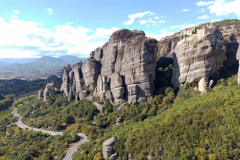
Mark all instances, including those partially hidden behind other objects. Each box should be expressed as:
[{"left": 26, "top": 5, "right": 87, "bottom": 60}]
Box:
[{"left": 154, "top": 54, "right": 179, "bottom": 95}]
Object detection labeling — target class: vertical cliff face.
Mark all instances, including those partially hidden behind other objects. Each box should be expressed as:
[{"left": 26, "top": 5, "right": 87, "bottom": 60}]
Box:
[
  {"left": 95, "top": 29, "right": 158, "bottom": 104},
  {"left": 60, "top": 29, "right": 157, "bottom": 104},
  {"left": 81, "top": 59, "right": 101, "bottom": 86},
  {"left": 171, "top": 29, "right": 227, "bottom": 92}
]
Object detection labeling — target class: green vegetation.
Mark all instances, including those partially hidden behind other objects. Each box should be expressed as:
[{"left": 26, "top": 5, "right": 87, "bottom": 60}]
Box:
[
  {"left": 0, "top": 109, "right": 13, "bottom": 119},
  {"left": 18, "top": 94, "right": 98, "bottom": 131},
  {"left": 0, "top": 117, "right": 79, "bottom": 160},
  {"left": 72, "top": 74, "right": 240, "bottom": 160},
  {"left": 193, "top": 44, "right": 198, "bottom": 49}
]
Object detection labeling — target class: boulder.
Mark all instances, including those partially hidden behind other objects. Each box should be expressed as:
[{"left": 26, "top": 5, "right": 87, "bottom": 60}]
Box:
[
  {"left": 38, "top": 90, "right": 43, "bottom": 99},
  {"left": 105, "top": 91, "right": 112, "bottom": 101},
  {"left": 171, "top": 29, "right": 227, "bottom": 92},
  {"left": 93, "top": 102, "right": 103, "bottom": 114},
  {"left": 116, "top": 117, "right": 123, "bottom": 125},
  {"left": 81, "top": 59, "right": 101, "bottom": 86},
  {"left": 109, "top": 153, "right": 118, "bottom": 160},
  {"left": 79, "top": 91, "right": 87, "bottom": 100},
  {"left": 116, "top": 103, "right": 126, "bottom": 112},
  {"left": 86, "top": 96, "right": 93, "bottom": 102},
  {"left": 102, "top": 137, "right": 117, "bottom": 158}
]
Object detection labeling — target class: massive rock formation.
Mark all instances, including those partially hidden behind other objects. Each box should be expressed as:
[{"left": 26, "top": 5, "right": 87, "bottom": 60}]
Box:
[
  {"left": 92, "top": 29, "right": 158, "bottom": 104},
  {"left": 237, "top": 40, "right": 240, "bottom": 84},
  {"left": 81, "top": 59, "right": 101, "bottom": 86},
  {"left": 171, "top": 29, "right": 227, "bottom": 92},
  {"left": 226, "top": 42, "right": 239, "bottom": 66},
  {"left": 47, "top": 75, "right": 62, "bottom": 86},
  {"left": 157, "top": 37, "right": 180, "bottom": 64},
  {"left": 102, "top": 137, "right": 117, "bottom": 159},
  {"left": 38, "top": 90, "right": 43, "bottom": 99}
]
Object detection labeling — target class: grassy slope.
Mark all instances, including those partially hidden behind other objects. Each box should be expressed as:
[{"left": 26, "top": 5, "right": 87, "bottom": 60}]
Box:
[
  {"left": 0, "top": 109, "right": 13, "bottom": 119},
  {"left": 74, "top": 75, "right": 240, "bottom": 160}
]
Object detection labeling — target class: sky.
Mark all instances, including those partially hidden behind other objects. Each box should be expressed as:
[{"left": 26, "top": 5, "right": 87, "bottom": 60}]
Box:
[{"left": 0, "top": 0, "right": 239, "bottom": 58}]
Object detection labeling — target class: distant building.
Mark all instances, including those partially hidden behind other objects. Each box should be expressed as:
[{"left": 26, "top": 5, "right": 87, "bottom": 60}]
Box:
[
  {"left": 197, "top": 23, "right": 216, "bottom": 40},
  {"left": 46, "top": 83, "right": 55, "bottom": 91},
  {"left": 180, "top": 26, "right": 196, "bottom": 36}
]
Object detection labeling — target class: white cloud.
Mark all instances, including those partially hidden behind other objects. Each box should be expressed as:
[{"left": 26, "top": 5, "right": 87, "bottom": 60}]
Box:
[
  {"left": 0, "top": 18, "right": 119, "bottom": 58},
  {"left": 181, "top": 9, "right": 190, "bottom": 12},
  {"left": 146, "top": 32, "right": 174, "bottom": 40},
  {"left": 197, "top": 15, "right": 209, "bottom": 19},
  {"left": 208, "top": 0, "right": 240, "bottom": 18},
  {"left": 13, "top": 10, "right": 20, "bottom": 14},
  {"left": 171, "top": 25, "right": 185, "bottom": 29},
  {"left": 195, "top": 1, "right": 214, "bottom": 6},
  {"left": 154, "top": 16, "right": 159, "bottom": 19},
  {"left": 159, "top": 20, "right": 165, "bottom": 23},
  {"left": 147, "top": 25, "right": 150, "bottom": 27},
  {"left": 211, "top": 18, "right": 221, "bottom": 22},
  {"left": 123, "top": 11, "right": 152, "bottom": 25},
  {"left": 170, "top": 24, "right": 195, "bottom": 30},
  {"left": 67, "top": 22, "right": 74, "bottom": 25},
  {"left": 45, "top": 8, "right": 53, "bottom": 15},
  {"left": 160, "top": 28, "right": 167, "bottom": 32},
  {"left": 11, "top": 15, "right": 18, "bottom": 19},
  {"left": 139, "top": 20, "right": 147, "bottom": 25},
  {"left": 197, "top": 8, "right": 205, "bottom": 13},
  {"left": 139, "top": 18, "right": 157, "bottom": 26}
]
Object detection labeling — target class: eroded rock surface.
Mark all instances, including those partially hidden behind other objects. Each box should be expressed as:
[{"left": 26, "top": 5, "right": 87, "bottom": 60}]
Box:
[
  {"left": 94, "top": 29, "right": 158, "bottom": 104},
  {"left": 171, "top": 29, "right": 227, "bottom": 92},
  {"left": 81, "top": 59, "right": 101, "bottom": 86},
  {"left": 102, "top": 137, "right": 117, "bottom": 159},
  {"left": 38, "top": 90, "right": 43, "bottom": 99}
]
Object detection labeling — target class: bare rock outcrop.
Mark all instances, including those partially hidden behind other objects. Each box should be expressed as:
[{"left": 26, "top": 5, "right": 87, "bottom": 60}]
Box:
[
  {"left": 93, "top": 102, "right": 103, "bottom": 114},
  {"left": 116, "top": 117, "right": 123, "bottom": 125},
  {"left": 226, "top": 41, "right": 239, "bottom": 66},
  {"left": 237, "top": 39, "right": 240, "bottom": 84},
  {"left": 171, "top": 29, "right": 227, "bottom": 92},
  {"left": 94, "top": 29, "right": 158, "bottom": 104},
  {"left": 116, "top": 103, "right": 126, "bottom": 112},
  {"left": 81, "top": 59, "right": 101, "bottom": 86},
  {"left": 90, "top": 47, "right": 103, "bottom": 60},
  {"left": 102, "top": 137, "right": 117, "bottom": 159},
  {"left": 47, "top": 75, "right": 62, "bottom": 86},
  {"left": 38, "top": 90, "right": 43, "bottom": 99}
]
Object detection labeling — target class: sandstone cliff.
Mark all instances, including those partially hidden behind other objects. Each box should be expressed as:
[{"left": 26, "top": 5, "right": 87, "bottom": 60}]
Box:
[
  {"left": 171, "top": 29, "right": 227, "bottom": 92},
  {"left": 94, "top": 29, "right": 158, "bottom": 104}
]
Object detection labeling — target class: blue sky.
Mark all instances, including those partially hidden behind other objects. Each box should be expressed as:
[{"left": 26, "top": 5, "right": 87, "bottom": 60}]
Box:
[{"left": 0, "top": 0, "right": 239, "bottom": 58}]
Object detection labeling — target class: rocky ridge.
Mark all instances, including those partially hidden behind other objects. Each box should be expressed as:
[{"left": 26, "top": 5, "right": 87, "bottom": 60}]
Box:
[{"left": 58, "top": 26, "right": 240, "bottom": 104}]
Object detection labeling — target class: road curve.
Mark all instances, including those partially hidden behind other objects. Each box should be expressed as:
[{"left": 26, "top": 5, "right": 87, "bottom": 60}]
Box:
[{"left": 13, "top": 111, "right": 87, "bottom": 160}]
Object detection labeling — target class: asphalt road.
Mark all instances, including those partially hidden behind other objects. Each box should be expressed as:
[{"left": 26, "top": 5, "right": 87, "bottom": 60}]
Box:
[{"left": 13, "top": 110, "right": 87, "bottom": 160}]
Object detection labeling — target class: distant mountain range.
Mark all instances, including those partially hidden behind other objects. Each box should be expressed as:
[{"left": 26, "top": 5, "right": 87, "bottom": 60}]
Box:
[
  {"left": 0, "top": 58, "right": 38, "bottom": 67},
  {"left": 0, "top": 55, "right": 88, "bottom": 79},
  {"left": 0, "top": 55, "right": 88, "bottom": 72}
]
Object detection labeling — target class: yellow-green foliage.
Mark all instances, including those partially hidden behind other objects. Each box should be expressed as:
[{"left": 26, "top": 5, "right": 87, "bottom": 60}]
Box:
[
  {"left": 75, "top": 75, "right": 240, "bottom": 160},
  {"left": 0, "top": 109, "right": 13, "bottom": 119}
]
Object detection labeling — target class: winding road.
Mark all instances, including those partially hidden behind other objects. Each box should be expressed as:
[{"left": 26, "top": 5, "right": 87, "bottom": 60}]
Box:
[{"left": 13, "top": 111, "right": 87, "bottom": 160}]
